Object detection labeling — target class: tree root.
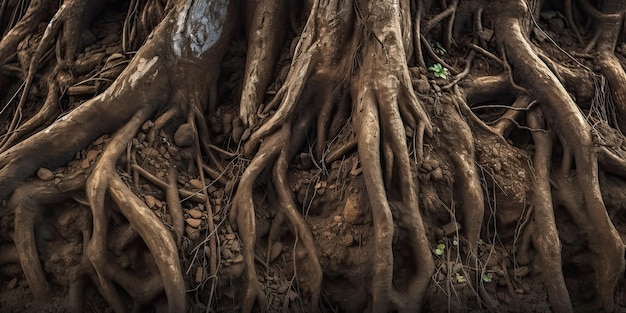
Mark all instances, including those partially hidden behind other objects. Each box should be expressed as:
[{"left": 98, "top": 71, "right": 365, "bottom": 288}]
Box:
[
  {"left": 0, "top": 2, "right": 236, "bottom": 311},
  {"left": 239, "top": 0, "right": 288, "bottom": 127},
  {"left": 496, "top": 1, "right": 625, "bottom": 310},
  {"left": 351, "top": 1, "right": 434, "bottom": 311},
  {"left": 527, "top": 108, "right": 573, "bottom": 313}
]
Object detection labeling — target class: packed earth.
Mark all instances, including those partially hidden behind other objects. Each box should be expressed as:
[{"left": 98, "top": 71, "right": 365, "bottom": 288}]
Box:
[{"left": 2, "top": 0, "right": 626, "bottom": 312}]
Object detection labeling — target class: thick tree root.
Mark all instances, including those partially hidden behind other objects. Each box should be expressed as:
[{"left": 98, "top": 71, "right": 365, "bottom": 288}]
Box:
[
  {"left": 231, "top": 135, "right": 280, "bottom": 313},
  {"left": 239, "top": 0, "right": 287, "bottom": 126},
  {"left": 351, "top": 1, "right": 435, "bottom": 311},
  {"left": 527, "top": 108, "right": 573, "bottom": 313}
]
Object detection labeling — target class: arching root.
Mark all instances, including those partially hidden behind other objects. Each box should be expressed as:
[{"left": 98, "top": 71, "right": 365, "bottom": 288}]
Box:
[{"left": 85, "top": 108, "right": 185, "bottom": 312}]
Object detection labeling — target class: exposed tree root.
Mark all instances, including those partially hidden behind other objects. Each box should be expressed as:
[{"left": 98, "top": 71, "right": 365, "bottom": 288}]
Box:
[
  {"left": 527, "top": 108, "right": 573, "bottom": 313},
  {"left": 239, "top": 0, "right": 288, "bottom": 126},
  {"left": 0, "top": 0, "right": 236, "bottom": 311},
  {"left": 5, "top": 0, "right": 626, "bottom": 311},
  {"left": 496, "top": 0, "right": 625, "bottom": 310}
]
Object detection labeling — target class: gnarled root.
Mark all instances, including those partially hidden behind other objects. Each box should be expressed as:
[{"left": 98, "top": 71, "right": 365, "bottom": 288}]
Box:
[
  {"left": 527, "top": 108, "right": 573, "bottom": 313},
  {"left": 352, "top": 1, "right": 434, "bottom": 311}
]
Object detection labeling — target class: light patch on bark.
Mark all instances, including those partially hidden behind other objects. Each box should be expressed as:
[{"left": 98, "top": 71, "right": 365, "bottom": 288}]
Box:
[
  {"left": 172, "top": 0, "right": 228, "bottom": 58},
  {"left": 129, "top": 56, "right": 159, "bottom": 88}
]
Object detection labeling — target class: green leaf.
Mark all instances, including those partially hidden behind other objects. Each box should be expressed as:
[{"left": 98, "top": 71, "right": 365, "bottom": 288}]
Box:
[
  {"left": 479, "top": 239, "right": 485, "bottom": 245},
  {"left": 482, "top": 273, "right": 493, "bottom": 283},
  {"left": 434, "top": 42, "right": 447, "bottom": 55},
  {"left": 434, "top": 243, "right": 445, "bottom": 255},
  {"left": 428, "top": 63, "right": 443, "bottom": 72},
  {"left": 429, "top": 63, "right": 448, "bottom": 79}
]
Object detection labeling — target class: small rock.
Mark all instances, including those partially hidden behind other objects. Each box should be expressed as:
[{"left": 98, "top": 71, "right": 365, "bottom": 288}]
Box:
[
  {"left": 339, "top": 234, "right": 354, "bottom": 247},
  {"left": 185, "top": 226, "right": 200, "bottom": 240},
  {"left": 188, "top": 208, "right": 203, "bottom": 219},
  {"left": 269, "top": 242, "right": 283, "bottom": 262},
  {"left": 231, "top": 240, "right": 241, "bottom": 253},
  {"left": 189, "top": 179, "right": 204, "bottom": 189},
  {"left": 233, "top": 254, "right": 244, "bottom": 263},
  {"left": 422, "top": 159, "right": 439, "bottom": 171},
  {"left": 433, "top": 84, "right": 441, "bottom": 92},
  {"left": 142, "top": 147, "right": 159, "bottom": 157},
  {"left": 186, "top": 218, "right": 202, "bottom": 228},
  {"left": 441, "top": 221, "right": 461, "bottom": 236},
  {"left": 493, "top": 161, "right": 502, "bottom": 172},
  {"left": 37, "top": 168, "right": 54, "bottom": 181},
  {"left": 86, "top": 150, "right": 99, "bottom": 162},
  {"left": 332, "top": 215, "right": 342, "bottom": 223},
  {"left": 81, "top": 158, "right": 91, "bottom": 169},
  {"left": 214, "top": 189, "right": 225, "bottom": 201},
  {"left": 225, "top": 233, "right": 236, "bottom": 240},
  {"left": 145, "top": 195, "right": 157, "bottom": 209},
  {"left": 174, "top": 123, "right": 195, "bottom": 147},
  {"left": 343, "top": 193, "right": 364, "bottom": 224},
  {"left": 430, "top": 167, "right": 444, "bottom": 181},
  {"left": 195, "top": 267, "right": 203, "bottom": 283},
  {"left": 222, "top": 248, "right": 234, "bottom": 259}
]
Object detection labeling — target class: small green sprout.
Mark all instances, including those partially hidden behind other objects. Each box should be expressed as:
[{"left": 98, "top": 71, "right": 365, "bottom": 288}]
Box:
[
  {"left": 428, "top": 63, "right": 449, "bottom": 79},
  {"left": 479, "top": 239, "right": 485, "bottom": 245},
  {"left": 435, "top": 243, "right": 446, "bottom": 256},
  {"left": 452, "top": 237, "right": 459, "bottom": 246},
  {"left": 456, "top": 273, "right": 467, "bottom": 283},
  {"left": 433, "top": 42, "right": 447, "bottom": 55},
  {"left": 482, "top": 273, "right": 493, "bottom": 283}
]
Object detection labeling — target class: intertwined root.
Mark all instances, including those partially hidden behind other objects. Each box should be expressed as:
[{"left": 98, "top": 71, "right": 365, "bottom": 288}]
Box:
[{"left": 495, "top": 1, "right": 625, "bottom": 310}]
